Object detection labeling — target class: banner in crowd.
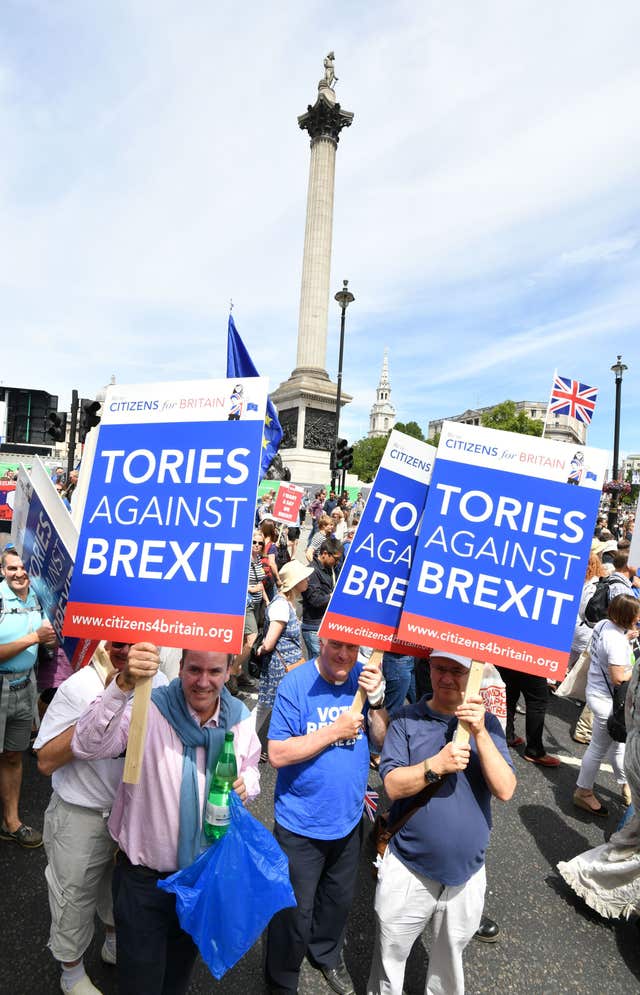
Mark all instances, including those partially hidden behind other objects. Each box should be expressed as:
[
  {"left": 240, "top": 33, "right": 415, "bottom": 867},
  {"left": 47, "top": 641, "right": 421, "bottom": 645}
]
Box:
[
  {"left": 11, "top": 460, "right": 95, "bottom": 669},
  {"left": 271, "top": 483, "right": 304, "bottom": 525},
  {"left": 319, "top": 431, "right": 435, "bottom": 654},
  {"left": 0, "top": 481, "right": 15, "bottom": 524},
  {"left": 64, "top": 378, "right": 267, "bottom": 653},
  {"left": 396, "top": 422, "right": 608, "bottom": 680}
]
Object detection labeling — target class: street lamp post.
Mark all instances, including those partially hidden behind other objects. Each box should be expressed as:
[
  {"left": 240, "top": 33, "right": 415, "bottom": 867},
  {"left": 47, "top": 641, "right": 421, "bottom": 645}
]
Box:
[
  {"left": 332, "top": 279, "right": 355, "bottom": 492},
  {"left": 607, "top": 354, "right": 628, "bottom": 534}
]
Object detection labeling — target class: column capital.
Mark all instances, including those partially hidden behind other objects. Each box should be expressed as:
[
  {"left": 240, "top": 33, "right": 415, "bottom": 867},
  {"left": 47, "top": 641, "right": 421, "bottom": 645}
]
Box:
[{"left": 298, "top": 92, "right": 354, "bottom": 145}]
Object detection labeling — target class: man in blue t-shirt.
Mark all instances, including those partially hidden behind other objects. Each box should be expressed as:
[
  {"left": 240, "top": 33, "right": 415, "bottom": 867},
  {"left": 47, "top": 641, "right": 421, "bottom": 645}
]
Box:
[
  {"left": 367, "top": 652, "right": 516, "bottom": 995},
  {"left": 0, "top": 549, "right": 56, "bottom": 849},
  {"left": 266, "top": 639, "right": 388, "bottom": 995}
]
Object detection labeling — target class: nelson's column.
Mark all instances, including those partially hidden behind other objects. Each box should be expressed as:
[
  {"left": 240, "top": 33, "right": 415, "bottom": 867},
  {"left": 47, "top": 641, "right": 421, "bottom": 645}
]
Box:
[{"left": 270, "top": 53, "right": 353, "bottom": 484}]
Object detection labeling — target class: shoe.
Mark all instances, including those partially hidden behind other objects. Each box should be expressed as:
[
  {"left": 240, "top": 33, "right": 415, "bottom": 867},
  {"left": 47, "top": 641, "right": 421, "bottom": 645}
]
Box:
[
  {"left": 573, "top": 790, "right": 608, "bottom": 817},
  {"left": 100, "top": 939, "right": 116, "bottom": 965},
  {"left": 572, "top": 734, "right": 591, "bottom": 745},
  {"left": 60, "top": 975, "right": 103, "bottom": 994},
  {"left": 474, "top": 914, "right": 499, "bottom": 943},
  {"left": 236, "top": 674, "right": 257, "bottom": 691},
  {"left": 524, "top": 753, "right": 560, "bottom": 767},
  {"left": 507, "top": 736, "right": 525, "bottom": 748},
  {"left": 622, "top": 784, "right": 632, "bottom": 807},
  {"left": 0, "top": 822, "right": 43, "bottom": 848},
  {"left": 320, "top": 957, "right": 355, "bottom": 995}
]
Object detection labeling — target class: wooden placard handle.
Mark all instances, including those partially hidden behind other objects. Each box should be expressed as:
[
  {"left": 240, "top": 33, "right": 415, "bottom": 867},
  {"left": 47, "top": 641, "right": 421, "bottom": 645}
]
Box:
[
  {"left": 453, "top": 660, "right": 484, "bottom": 746},
  {"left": 123, "top": 676, "right": 153, "bottom": 785},
  {"left": 351, "top": 649, "right": 384, "bottom": 713}
]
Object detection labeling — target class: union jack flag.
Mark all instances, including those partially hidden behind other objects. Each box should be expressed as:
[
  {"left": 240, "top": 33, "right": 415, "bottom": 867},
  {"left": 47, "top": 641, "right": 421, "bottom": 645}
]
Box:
[
  {"left": 549, "top": 375, "right": 598, "bottom": 425},
  {"left": 363, "top": 787, "right": 379, "bottom": 822}
]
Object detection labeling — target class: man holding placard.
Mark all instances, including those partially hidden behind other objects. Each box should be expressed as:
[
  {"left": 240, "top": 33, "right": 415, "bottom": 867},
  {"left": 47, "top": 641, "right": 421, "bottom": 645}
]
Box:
[
  {"left": 265, "top": 638, "right": 387, "bottom": 995},
  {"left": 72, "top": 643, "right": 260, "bottom": 995},
  {"left": 0, "top": 548, "right": 55, "bottom": 849},
  {"left": 367, "top": 651, "right": 516, "bottom": 995},
  {"left": 60, "top": 378, "right": 267, "bottom": 993}
]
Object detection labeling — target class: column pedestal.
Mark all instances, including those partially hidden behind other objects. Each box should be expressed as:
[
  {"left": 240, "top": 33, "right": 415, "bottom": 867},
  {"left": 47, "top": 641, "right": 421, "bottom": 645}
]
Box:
[{"left": 271, "top": 372, "right": 352, "bottom": 485}]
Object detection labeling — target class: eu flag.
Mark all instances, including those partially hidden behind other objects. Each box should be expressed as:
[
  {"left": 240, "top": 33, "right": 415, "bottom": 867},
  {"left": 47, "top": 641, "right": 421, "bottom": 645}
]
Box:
[{"left": 226, "top": 314, "right": 283, "bottom": 478}]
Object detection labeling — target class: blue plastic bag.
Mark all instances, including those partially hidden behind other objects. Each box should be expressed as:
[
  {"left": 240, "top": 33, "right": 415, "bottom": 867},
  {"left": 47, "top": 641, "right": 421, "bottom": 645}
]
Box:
[{"left": 158, "top": 791, "right": 296, "bottom": 979}]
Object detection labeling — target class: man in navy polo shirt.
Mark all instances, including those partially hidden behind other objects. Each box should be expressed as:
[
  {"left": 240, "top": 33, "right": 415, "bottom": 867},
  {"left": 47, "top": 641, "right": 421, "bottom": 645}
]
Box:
[
  {"left": 266, "top": 638, "right": 388, "bottom": 995},
  {"left": 0, "top": 548, "right": 55, "bottom": 848},
  {"left": 367, "top": 652, "right": 516, "bottom": 995}
]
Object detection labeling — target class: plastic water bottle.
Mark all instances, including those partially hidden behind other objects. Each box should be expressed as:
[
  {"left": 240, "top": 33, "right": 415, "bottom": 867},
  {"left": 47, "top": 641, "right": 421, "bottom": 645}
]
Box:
[{"left": 204, "top": 732, "right": 238, "bottom": 841}]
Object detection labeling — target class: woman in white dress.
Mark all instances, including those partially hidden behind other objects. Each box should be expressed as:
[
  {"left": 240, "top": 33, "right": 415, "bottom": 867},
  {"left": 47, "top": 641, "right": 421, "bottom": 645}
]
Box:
[{"left": 573, "top": 594, "right": 639, "bottom": 816}]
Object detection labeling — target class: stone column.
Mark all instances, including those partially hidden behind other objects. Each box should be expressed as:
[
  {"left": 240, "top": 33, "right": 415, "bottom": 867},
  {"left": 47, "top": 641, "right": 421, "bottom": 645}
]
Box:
[
  {"left": 292, "top": 85, "right": 353, "bottom": 379},
  {"left": 296, "top": 137, "right": 337, "bottom": 373},
  {"left": 270, "top": 69, "right": 354, "bottom": 485}
]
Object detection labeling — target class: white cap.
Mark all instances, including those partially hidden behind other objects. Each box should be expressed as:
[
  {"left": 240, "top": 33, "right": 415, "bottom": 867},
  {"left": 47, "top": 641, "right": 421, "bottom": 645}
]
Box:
[{"left": 429, "top": 652, "right": 472, "bottom": 669}]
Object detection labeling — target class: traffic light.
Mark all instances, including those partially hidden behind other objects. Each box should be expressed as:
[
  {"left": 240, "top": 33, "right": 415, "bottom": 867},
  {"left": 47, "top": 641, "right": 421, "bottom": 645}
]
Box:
[
  {"left": 1, "top": 388, "right": 58, "bottom": 445},
  {"left": 46, "top": 411, "right": 67, "bottom": 443},
  {"left": 78, "top": 399, "right": 101, "bottom": 443},
  {"left": 336, "top": 438, "right": 353, "bottom": 471}
]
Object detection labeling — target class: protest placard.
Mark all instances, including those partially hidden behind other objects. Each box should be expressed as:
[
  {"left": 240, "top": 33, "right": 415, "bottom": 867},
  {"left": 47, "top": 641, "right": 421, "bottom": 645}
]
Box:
[
  {"left": 11, "top": 460, "right": 96, "bottom": 669},
  {"left": 397, "top": 422, "right": 608, "bottom": 680},
  {"left": 271, "top": 483, "right": 304, "bottom": 525},
  {"left": 319, "top": 431, "right": 435, "bottom": 654},
  {"left": 64, "top": 378, "right": 267, "bottom": 654},
  {"left": 0, "top": 481, "right": 15, "bottom": 525}
]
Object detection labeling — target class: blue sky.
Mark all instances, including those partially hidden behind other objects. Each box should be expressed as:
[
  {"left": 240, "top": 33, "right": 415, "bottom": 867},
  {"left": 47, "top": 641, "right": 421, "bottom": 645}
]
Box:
[{"left": 1, "top": 1, "right": 638, "bottom": 464}]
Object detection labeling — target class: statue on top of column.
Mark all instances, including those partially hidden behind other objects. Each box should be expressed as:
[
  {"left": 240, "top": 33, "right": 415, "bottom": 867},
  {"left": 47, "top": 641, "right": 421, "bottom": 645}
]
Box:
[{"left": 323, "top": 52, "right": 338, "bottom": 89}]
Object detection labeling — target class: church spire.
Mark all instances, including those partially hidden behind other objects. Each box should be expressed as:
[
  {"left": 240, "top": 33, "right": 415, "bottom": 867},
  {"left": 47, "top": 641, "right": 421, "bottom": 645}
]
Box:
[
  {"left": 368, "top": 349, "right": 396, "bottom": 437},
  {"left": 379, "top": 349, "right": 390, "bottom": 391}
]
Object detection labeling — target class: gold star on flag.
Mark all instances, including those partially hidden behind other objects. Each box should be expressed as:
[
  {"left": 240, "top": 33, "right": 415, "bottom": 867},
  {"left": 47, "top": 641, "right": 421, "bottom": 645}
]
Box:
[
  {"left": 265, "top": 413, "right": 272, "bottom": 427},
  {"left": 262, "top": 435, "right": 268, "bottom": 449}
]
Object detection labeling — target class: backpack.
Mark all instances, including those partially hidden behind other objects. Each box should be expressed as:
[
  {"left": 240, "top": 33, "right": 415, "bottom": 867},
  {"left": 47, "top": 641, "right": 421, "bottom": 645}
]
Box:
[
  {"left": 606, "top": 680, "right": 629, "bottom": 743},
  {"left": 260, "top": 553, "right": 274, "bottom": 585},
  {"left": 584, "top": 576, "right": 617, "bottom": 627},
  {"left": 275, "top": 526, "right": 291, "bottom": 570}
]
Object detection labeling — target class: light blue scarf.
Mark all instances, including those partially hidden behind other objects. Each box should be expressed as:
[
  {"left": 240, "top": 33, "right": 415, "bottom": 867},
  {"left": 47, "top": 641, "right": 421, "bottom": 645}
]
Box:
[{"left": 151, "top": 679, "right": 248, "bottom": 868}]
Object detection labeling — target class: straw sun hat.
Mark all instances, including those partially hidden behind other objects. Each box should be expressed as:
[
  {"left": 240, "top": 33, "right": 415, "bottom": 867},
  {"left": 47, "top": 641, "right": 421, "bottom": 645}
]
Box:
[{"left": 279, "top": 560, "right": 314, "bottom": 594}]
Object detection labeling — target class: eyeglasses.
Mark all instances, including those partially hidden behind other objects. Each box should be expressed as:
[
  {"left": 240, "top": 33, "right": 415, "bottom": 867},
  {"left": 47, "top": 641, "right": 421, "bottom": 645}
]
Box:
[{"left": 430, "top": 664, "right": 468, "bottom": 679}]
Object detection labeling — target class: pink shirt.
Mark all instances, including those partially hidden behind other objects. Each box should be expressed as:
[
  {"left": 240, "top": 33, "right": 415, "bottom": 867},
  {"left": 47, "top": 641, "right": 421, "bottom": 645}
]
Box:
[{"left": 72, "top": 680, "right": 261, "bottom": 872}]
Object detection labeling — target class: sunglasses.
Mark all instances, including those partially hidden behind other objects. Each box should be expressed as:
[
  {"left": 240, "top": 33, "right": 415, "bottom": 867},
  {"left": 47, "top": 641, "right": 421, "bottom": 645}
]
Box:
[{"left": 111, "top": 642, "right": 131, "bottom": 650}]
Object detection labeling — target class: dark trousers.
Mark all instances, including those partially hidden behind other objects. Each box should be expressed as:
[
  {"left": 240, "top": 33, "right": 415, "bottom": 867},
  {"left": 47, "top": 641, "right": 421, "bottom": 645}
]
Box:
[
  {"left": 265, "top": 820, "right": 362, "bottom": 995},
  {"left": 498, "top": 668, "right": 549, "bottom": 757},
  {"left": 112, "top": 853, "right": 198, "bottom": 995},
  {"left": 382, "top": 653, "right": 416, "bottom": 715}
]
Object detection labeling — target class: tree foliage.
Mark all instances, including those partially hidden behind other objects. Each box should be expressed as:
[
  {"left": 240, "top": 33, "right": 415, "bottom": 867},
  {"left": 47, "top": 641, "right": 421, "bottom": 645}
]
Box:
[
  {"left": 393, "top": 420, "right": 425, "bottom": 441},
  {"left": 480, "top": 400, "right": 544, "bottom": 437},
  {"left": 352, "top": 435, "right": 388, "bottom": 482}
]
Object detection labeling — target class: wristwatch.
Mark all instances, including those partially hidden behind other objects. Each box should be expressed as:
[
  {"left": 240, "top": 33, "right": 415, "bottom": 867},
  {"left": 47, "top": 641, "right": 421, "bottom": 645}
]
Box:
[{"left": 424, "top": 759, "right": 442, "bottom": 785}]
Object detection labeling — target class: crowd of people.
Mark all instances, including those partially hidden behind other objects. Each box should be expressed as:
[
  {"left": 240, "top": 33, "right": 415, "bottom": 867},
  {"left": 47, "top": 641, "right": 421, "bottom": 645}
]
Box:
[{"left": 0, "top": 492, "right": 638, "bottom": 995}]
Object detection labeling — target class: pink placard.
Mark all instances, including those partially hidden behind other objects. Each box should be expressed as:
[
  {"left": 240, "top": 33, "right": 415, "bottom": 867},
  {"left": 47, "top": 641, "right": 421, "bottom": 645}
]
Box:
[{"left": 272, "top": 484, "right": 304, "bottom": 525}]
